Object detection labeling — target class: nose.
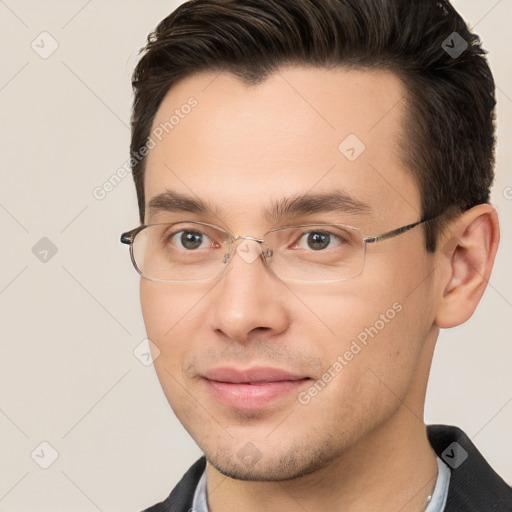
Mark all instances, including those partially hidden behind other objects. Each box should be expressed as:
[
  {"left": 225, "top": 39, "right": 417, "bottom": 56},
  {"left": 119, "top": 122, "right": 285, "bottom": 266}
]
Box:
[{"left": 208, "top": 238, "right": 289, "bottom": 343}]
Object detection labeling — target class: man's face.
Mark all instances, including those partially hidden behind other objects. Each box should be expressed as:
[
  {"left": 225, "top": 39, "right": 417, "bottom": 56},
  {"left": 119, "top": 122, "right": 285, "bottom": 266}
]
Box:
[{"left": 140, "top": 67, "right": 438, "bottom": 480}]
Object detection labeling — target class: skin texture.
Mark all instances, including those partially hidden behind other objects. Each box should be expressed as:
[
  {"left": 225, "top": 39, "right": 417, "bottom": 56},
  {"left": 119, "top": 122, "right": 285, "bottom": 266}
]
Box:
[{"left": 139, "top": 66, "right": 500, "bottom": 511}]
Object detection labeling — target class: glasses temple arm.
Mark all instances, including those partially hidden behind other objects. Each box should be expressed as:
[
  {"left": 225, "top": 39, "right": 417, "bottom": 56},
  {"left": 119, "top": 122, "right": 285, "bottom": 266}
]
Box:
[{"left": 364, "top": 216, "right": 438, "bottom": 244}]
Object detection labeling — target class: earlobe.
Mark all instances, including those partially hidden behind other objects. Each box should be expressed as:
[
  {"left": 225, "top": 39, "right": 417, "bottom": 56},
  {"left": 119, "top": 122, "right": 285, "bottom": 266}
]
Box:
[{"left": 434, "top": 204, "right": 500, "bottom": 329}]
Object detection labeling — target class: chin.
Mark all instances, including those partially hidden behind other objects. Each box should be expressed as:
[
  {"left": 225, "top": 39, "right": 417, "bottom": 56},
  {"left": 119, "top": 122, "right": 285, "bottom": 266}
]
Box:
[{"left": 203, "top": 438, "right": 339, "bottom": 482}]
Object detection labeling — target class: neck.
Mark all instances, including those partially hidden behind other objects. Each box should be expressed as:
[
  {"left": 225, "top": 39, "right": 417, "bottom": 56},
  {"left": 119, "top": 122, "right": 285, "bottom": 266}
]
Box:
[{"left": 207, "top": 332, "right": 439, "bottom": 512}]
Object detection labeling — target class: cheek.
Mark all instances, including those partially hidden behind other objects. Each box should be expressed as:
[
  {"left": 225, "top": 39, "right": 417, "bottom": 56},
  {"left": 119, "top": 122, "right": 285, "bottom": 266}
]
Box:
[
  {"left": 140, "top": 280, "right": 204, "bottom": 342},
  {"left": 298, "top": 271, "right": 428, "bottom": 397},
  {"left": 296, "top": 301, "right": 422, "bottom": 438},
  {"left": 140, "top": 280, "right": 199, "bottom": 414},
  {"left": 140, "top": 281, "right": 172, "bottom": 341},
  {"left": 139, "top": 280, "right": 202, "bottom": 376}
]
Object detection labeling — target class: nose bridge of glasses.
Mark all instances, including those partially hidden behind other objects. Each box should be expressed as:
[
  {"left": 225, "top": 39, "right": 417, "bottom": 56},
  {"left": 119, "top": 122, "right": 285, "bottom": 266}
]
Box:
[{"left": 231, "top": 234, "right": 265, "bottom": 244}]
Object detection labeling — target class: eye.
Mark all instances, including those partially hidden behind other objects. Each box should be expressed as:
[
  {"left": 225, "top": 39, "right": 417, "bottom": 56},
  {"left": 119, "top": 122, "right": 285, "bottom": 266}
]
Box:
[
  {"left": 293, "top": 230, "right": 348, "bottom": 251},
  {"left": 168, "top": 230, "right": 212, "bottom": 250}
]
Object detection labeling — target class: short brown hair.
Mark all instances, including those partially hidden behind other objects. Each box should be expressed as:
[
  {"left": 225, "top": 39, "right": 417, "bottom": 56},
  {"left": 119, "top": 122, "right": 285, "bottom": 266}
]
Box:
[{"left": 130, "top": 0, "right": 496, "bottom": 251}]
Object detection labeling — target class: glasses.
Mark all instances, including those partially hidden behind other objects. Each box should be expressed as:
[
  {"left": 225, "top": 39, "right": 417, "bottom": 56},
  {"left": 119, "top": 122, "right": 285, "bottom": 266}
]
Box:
[{"left": 120, "top": 217, "right": 435, "bottom": 284}]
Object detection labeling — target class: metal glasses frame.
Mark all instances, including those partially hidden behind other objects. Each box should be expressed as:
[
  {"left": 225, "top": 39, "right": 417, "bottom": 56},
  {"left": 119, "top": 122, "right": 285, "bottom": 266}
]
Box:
[{"left": 120, "top": 216, "right": 437, "bottom": 283}]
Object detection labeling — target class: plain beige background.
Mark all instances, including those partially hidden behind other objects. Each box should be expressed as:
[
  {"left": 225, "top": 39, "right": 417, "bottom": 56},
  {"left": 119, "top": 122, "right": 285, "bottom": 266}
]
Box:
[{"left": 0, "top": 1, "right": 511, "bottom": 510}]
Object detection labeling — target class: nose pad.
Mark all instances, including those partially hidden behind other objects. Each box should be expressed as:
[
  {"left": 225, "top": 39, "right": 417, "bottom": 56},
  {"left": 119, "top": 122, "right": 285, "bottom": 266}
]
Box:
[
  {"left": 220, "top": 238, "right": 273, "bottom": 277},
  {"left": 235, "top": 238, "right": 264, "bottom": 264}
]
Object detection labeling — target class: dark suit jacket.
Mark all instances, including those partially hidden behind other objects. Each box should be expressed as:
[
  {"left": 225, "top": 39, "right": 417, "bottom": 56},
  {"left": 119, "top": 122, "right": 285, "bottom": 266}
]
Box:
[{"left": 142, "top": 425, "right": 512, "bottom": 511}]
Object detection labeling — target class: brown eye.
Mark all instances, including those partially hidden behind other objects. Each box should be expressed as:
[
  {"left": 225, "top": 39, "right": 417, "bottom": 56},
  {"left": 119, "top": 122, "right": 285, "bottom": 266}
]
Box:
[
  {"left": 307, "top": 232, "right": 331, "bottom": 250},
  {"left": 179, "top": 231, "right": 203, "bottom": 250},
  {"left": 294, "top": 230, "right": 344, "bottom": 251},
  {"left": 166, "top": 229, "right": 210, "bottom": 250}
]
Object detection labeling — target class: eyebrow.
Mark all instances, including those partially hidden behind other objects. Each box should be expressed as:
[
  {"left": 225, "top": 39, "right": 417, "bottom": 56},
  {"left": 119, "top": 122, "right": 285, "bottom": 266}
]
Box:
[
  {"left": 146, "top": 188, "right": 372, "bottom": 223},
  {"left": 264, "top": 190, "right": 372, "bottom": 222}
]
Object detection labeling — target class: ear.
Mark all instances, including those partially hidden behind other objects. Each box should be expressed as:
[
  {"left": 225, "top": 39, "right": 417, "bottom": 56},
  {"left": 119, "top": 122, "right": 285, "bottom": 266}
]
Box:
[{"left": 434, "top": 204, "right": 500, "bottom": 328}]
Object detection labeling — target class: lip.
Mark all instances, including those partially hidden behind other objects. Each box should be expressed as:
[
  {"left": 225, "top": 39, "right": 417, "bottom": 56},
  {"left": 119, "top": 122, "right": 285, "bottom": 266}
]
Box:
[{"left": 201, "top": 366, "right": 311, "bottom": 409}]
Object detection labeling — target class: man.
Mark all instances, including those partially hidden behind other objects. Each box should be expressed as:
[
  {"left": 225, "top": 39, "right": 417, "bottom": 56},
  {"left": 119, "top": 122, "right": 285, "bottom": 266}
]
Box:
[{"left": 121, "top": 0, "right": 512, "bottom": 510}]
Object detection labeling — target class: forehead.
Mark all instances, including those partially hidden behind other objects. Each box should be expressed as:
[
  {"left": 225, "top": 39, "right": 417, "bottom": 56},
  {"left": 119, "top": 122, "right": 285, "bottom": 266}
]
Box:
[{"left": 144, "top": 66, "right": 421, "bottom": 228}]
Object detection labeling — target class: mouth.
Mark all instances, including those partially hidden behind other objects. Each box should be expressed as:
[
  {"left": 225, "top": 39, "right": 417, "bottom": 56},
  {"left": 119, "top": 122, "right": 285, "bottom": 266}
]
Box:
[{"left": 201, "top": 366, "right": 312, "bottom": 409}]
